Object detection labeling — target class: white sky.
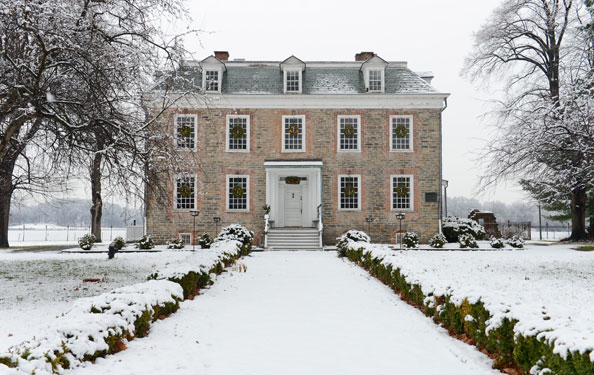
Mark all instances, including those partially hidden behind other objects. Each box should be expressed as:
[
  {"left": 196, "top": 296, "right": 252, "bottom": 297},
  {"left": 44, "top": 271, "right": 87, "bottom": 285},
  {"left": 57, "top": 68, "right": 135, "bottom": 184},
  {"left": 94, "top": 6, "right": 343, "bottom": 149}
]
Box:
[{"left": 176, "top": 0, "right": 529, "bottom": 203}]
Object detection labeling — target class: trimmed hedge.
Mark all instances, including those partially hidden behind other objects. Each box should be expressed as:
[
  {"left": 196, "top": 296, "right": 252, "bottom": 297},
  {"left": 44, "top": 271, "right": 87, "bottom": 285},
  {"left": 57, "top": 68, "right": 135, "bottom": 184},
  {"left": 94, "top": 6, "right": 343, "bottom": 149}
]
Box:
[
  {"left": 1, "top": 238, "right": 252, "bottom": 374},
  {"left": 341, "top": 244, "right": 594, "bottom": 374}
]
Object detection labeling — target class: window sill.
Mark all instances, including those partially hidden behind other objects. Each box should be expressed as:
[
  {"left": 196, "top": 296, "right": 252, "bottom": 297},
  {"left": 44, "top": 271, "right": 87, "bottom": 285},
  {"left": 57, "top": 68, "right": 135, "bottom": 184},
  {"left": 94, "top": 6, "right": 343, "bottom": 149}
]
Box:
[
  {"left": 225, "top": 149, "right": 250, "bottom": 153},
  {"left": 389, "top": 149, "right": 414, "bottom": 153},
  {"left": 338, "top": 208, "right": 362, "bottom": 212},
  {"left": 226, "top": 209, "right": 250, "bottom": 213},
  {"left": 337, "top": 149, "right": 362, "bottom": 153},
  {"left": 281, "top": 149, "right": 306, "bottom": 153}
]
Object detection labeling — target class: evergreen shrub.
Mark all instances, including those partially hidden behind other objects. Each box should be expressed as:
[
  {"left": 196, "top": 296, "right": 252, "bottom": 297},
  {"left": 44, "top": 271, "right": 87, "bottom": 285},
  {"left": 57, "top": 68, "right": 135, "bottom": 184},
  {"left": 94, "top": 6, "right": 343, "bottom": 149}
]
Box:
[
  {"left": 166, "top": 238, "right": 185, "bottom": 249},
  {"left": 507, "top": 236, "right": 525, "bottom": 248},
  {"left": 429, "top": 233, "right": 447, "bottom": 248},
  {"left": 490, "top": 237, "right": 505, "bottom": 249},
  {"left": 137, "top": 235, "right": 155, "bottom": 249},
  {"left": 458, "top": 233, "right": 478, "bottom": 249},
  {"left": 402, "top": 231, "right": 419, "bottom": 248},
  {"left": 111, "top": 236, "right": 126, "bottom": 250},
  {"left": 199, "top": 232, "right": 213, "bottom": 249},
  {"left": 442, "top": 216, "right": 486, "bottom": 242},
  {"left": 78, "top": 234, "right": 96, "bottom": 250}
]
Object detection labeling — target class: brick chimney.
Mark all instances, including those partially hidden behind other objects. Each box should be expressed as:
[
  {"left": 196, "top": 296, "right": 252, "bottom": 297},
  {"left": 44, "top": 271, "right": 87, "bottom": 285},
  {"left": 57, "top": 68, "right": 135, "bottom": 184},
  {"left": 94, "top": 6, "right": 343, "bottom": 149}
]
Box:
[
  {"left": 355, "top": 51, "right": 375, "bottom": 61},
  {"left": 214, "top": 51, "right": 229, "bottom": 61}
]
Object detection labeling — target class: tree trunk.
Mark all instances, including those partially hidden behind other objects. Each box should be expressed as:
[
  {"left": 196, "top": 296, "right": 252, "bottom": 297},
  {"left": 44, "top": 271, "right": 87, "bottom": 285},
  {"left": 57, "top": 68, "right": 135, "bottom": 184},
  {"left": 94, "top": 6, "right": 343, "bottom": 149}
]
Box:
[
  {"left": 0, "top": 174, "right": 13, "bottom": 248},
  {"left": 90, "top": 150, "right": 103, "bottom": 242},
  {"left": 570, "top": 187, "right": 588, "bottom": 241}
]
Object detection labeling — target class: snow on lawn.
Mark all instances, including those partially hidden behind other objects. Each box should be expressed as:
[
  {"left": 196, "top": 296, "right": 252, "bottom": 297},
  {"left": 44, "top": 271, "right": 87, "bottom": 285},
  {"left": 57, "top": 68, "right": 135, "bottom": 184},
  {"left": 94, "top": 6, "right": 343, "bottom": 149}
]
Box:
[
  {"left": 0, "top": 250, "right": 191, "bottom": 351},
  {"left": 68, "top": 252, "right": 501, "bottom": 375},
  {"left": 355, "top": 242, "right": 594, "bottom": 361}
]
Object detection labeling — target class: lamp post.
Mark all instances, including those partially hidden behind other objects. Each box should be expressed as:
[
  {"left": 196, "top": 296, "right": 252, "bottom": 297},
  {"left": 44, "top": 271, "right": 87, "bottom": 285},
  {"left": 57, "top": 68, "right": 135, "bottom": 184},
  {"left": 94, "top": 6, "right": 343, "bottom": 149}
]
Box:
[
  {"left": 365, "top": 215, "right": 374, "bottom": 238},
  {"left": 395, "top": 212, "right": 406, "bottom": 251},
  {"left": 213, "top": 217, "right": 221, "bottom": 236},
  {"left": 190, "top": 210, "right": 200, "bottom": 251}
]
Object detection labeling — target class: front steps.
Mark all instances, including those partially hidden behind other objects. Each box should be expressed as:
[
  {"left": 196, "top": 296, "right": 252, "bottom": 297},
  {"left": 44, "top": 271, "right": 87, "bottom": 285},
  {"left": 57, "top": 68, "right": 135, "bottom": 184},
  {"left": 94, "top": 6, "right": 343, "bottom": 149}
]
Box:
[{"left": 266, "top": 228, "right": 322, "bottom": 250}]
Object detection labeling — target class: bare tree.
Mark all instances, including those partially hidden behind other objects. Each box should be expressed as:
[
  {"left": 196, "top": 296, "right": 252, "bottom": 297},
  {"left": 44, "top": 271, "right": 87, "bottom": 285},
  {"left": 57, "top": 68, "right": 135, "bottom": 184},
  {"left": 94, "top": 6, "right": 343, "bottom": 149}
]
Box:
[
  {"left": 463, "top": 0, "right": 594, "bottom": 240},
  {"left": 0, "top": 0, "right": 194, "bottom": 247}
]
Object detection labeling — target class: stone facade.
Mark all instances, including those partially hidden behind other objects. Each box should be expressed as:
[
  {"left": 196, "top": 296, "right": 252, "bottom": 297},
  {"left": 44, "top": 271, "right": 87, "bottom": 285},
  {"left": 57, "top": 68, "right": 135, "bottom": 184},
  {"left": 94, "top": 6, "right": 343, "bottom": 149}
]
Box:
[{"left": 145, "top": 106, "right": 442, "bottom": 246}]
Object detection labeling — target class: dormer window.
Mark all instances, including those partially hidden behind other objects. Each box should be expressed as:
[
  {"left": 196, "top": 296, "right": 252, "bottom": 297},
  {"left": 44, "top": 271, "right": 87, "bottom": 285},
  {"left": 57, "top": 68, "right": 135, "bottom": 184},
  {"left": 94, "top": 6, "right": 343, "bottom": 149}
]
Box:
[
  {"left": 285, "top": 70, "right": 301, "bottom": 93},
  {"left": 360, "top": 55, "right": 388, "bottom": 93},
  {"left": 199, "top": 55, "right": 226, "bottom": 93},
  {"left": 205, "top": 70, "right": 220, "bottom": 92},
  {"left": 368, "top": 70, "right": 383, "bottom": 92},
  {"left": 280, "top": 56, "right": 306, "bottom": 94}
]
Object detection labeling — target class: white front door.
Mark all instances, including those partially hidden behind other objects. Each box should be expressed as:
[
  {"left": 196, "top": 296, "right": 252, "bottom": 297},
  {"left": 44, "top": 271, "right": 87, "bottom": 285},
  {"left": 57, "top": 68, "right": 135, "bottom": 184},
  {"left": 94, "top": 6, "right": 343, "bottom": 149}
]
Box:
[{"left": 284, "top": 184, "right": 303, "bottom": 226}]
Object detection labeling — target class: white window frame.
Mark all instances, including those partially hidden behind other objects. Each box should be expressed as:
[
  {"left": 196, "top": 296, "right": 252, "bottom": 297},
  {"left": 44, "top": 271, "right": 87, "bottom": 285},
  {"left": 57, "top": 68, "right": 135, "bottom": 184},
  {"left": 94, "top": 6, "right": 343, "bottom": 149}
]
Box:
[
  {"left": 225, "top": 115, "right": 250, "bottom": 153},
  {"left": 367, "top": 69, "right": 384, "bottom": 93},
  {"left": 338, "top": 174, "right": 362, "bottom": 211},
  {"left": 337, "top": 115, "right": 362, "bottom": 152},
  {"left": 283, "top": 69, "right": 302, "bottom": 94},
  {"left": 179, "top": 232, "right": 192, "bottom": 245},
  {"left": 281, "top": 115, "right": 306, "bottom": 153},
  {"left": 390, "top": 174, "right": 414, "bottom": 211},
  {"left": 389, "top": 115, "right": 414, "bottom": 152},
  {"left": 202, "top": 69, "right": 222, "bottom": 93},
  {"left": 226, "top": 174, "right": 250, "bottom": 212},
  {"left": 174, "top": 114, "right": 198, "bottom": 151},
  {"left": 173, "top": 174, "right": 197, "bottom": 211}
]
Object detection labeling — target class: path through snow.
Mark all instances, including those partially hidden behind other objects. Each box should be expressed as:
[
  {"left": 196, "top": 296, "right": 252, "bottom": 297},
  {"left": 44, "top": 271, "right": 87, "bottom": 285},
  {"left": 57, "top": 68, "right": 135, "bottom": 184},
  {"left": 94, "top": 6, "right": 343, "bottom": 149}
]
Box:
[{"left": 71, "top": 251, "right": 501, "bottom": 375}]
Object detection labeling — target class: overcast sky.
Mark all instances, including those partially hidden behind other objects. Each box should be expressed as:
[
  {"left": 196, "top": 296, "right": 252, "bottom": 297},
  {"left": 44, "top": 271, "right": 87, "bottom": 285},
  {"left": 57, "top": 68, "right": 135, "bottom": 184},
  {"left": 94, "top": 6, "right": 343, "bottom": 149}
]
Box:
[{"left": 175, "top": 0, "right": 529, "bottom": 204}]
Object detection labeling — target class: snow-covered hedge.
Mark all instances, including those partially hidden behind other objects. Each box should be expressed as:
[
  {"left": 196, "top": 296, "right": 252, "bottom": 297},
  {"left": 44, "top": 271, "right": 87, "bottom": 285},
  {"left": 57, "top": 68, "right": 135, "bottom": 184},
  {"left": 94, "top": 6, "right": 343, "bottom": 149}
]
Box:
[
  {"left": 402, "top": 232, "right": 419, "bottom": 249},
  {"left": 137, "top": 235, "right": 155, "bottom": 249},
  {"left": 337, "top": 242, "right": 594, "bottom": 374},
  {"left": 214, "top": 224, "right": 253, "bottom": 251},
  {"left": 0, "top": 280, "right": 182, "bottom": 374},
  {"left": 78, "top": 234, "right": 96, "bottom": 250},
  {"left": 0, "top": 231, "right": 252, "bottom": 374},
  {"left": 490, "top": 237, "right": 505, "bottom": 249},
  {"left": 442, "top": 216, "right": 486, "bottom": 242},
  {"left": 507, "top": 236, "right": 525, "bottom": 249},
  {"left": 429, "top": 233, "right": 447, "bottom": 248},
  {"left": 166, "top": 238, "right": 185, "bottom": 249},
  {"left": 337, "top": 230, "right": 370, "bottom": 257},
  {"left": 457, "top": 233, "right": 478, "bottom": 249}
]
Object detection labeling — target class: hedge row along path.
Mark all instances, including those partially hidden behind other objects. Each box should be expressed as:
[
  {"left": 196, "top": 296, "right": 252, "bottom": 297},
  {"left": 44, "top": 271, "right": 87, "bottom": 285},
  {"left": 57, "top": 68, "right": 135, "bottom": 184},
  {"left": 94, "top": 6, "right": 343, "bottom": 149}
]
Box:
[{"left": 68, "top": 252, "right": 500, "bottom": 375}]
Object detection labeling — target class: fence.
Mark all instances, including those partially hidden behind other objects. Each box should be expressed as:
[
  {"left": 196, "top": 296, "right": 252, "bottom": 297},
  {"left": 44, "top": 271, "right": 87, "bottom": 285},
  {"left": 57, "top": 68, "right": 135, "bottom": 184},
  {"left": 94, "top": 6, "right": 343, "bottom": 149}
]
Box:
[
  {"left": 499, "top": 221, "right": 532, "bottom": 240},
  {"left": 7, "top": 225, "right": 127, "bottom": 244}
]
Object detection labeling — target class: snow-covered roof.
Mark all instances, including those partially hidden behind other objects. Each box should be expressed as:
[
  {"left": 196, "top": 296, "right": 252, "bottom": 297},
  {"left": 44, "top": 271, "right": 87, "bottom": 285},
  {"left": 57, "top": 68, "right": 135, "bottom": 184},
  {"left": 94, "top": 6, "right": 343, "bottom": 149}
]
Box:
[{"left": 158, "top": 59, "right": 441, "bottom": 95}]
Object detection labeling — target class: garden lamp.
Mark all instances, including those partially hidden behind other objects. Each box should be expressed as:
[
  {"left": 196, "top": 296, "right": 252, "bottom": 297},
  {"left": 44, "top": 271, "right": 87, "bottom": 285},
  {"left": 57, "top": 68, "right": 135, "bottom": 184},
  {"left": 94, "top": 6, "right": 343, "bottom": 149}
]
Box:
[
  {"left": 396, "top": 212, "right": 406, "bottom": 251},
  {"left": 190, "top": 210, "right": 200, "bottom": 251}
]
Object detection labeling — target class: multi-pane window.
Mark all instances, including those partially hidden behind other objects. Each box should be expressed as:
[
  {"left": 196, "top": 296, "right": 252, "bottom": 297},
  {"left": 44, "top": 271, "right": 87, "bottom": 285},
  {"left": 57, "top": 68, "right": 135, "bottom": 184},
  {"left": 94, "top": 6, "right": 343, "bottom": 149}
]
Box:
[
  {"left": 227, "top": 115, "right": 249, "bottom": 151},
  {"left": 205, "top": 70, "right": 219, "bottom": 91},
  {"left": 282, "top": 116, "right": 305, "bottom": 152},
  {"left": 391, "top": 115, "right": 413, "bottom": 151},
  {"left": 338, "top": 116, "right": 360, "bottom": 151},
  {"left": 339, "top": 175, "right": 360, "bottom": 210},
  {"left": 179, "top": 233, "right": 191, "bottom": 245},
  {"left": 175, "top": 175, "right": 196, "bottom": 210},
  {"left": 286, "top": 70, "right": 300, "bottom": 92},
  {"left": 175, "top": 115, "right": 196, "bottom": 150},
  {"left": 368, "top": 70, "right": 382, "bottom": 92},
  {"left": 227, "top": 175, "right": 249, "bottom": 211},
  {"left": 391, "top": 175, "right": 413, "bottom": 210}
]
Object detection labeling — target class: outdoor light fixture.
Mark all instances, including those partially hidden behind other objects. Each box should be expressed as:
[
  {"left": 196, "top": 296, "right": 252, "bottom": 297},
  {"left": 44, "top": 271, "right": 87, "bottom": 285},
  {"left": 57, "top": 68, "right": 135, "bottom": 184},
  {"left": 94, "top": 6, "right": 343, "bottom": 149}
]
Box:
[
  {"left": 213, "top": 216, "right": 221, "bottom": 236},
  {"left": 442, "top": 179, "right": 449, "bottom": 217},
  {"left": 190, "top": 210, "right": 200, "bottom": 251},
  {"left": 396, "top": 212, "right": 406, "bottom": 251},
  {"left": 365, "top": 215, "right": 374, "bottom": 238}
]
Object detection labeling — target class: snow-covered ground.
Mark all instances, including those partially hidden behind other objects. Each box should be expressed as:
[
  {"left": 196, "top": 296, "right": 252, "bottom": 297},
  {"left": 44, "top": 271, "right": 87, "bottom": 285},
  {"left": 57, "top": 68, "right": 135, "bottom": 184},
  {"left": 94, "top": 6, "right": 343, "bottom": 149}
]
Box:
[
  {"left": 67, "top": 252, "right": 501, "bottom": 375},
  {"left": 0, "top": 250, "right": 191, "bottom": 351},
  {"left": 6, "top": 224, "right": 126, "bottom": 246},
  {"left": 530, "top": 227, "right": 570, "bottom": 240},
  {"left": 350, "top": 242, "right": 594, "bottom": 361}
]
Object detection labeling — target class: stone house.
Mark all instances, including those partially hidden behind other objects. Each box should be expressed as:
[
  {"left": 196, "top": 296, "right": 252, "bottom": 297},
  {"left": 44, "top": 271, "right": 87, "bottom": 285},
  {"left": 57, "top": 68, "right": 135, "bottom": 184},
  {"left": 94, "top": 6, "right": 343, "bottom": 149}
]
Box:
[{"left": 144, "top": 51, "right": 449, "bottom": 249}]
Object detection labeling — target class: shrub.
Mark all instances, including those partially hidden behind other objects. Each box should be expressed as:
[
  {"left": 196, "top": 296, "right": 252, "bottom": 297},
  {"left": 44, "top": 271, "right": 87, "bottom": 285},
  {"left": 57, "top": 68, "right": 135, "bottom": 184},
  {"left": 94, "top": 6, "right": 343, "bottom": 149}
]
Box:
[
  {"left": 111, "top": 236, "right": 126, "bottom": 250},
  {"left": 214, "top": 224, "right": 253, "bottom": 245},
  {"left": 442, "top": 216, "right": 486, "bottom": 242},
  {"left": 490, "top": 237, "right": 505, "bottom": 249},
  {"left": 337, "top": 230, "right": 370, "bottom": 257},
  {"left": 402, "top": 231, "right": 419, "bottom": 248},
  {"left": 429, "top": 233, "right": 447, "bottom": 248},
  {"left": 199, "top": 232, "right": 213, "bottom": 249},
  {"left": 458, "top": 233, "right": 478, "bottom": 249},
  {"left": 507, "top": 236, "right": 525, "bottom": 249},
  {"left": 78, "top": 234, "right": 96, "bottom": 250},
  {"left": 137, "top": 235, "right": 155, "bottom": 250},
  {"left": 166, "top": 238, "right": 185, "bottom": 249}
]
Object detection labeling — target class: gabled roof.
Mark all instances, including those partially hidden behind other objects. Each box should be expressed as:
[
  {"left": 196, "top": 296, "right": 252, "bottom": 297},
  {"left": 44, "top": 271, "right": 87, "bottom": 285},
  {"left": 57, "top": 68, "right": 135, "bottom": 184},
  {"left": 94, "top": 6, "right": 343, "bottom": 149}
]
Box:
[
  {"left": 199, "top": 55, "right": 227, "bottom": 72},
  {"left": 360, "top": 55, "right": 389, "bottom": 71},
  {"left": 280, "top": 56, "right": 306, "bottom": 71}
]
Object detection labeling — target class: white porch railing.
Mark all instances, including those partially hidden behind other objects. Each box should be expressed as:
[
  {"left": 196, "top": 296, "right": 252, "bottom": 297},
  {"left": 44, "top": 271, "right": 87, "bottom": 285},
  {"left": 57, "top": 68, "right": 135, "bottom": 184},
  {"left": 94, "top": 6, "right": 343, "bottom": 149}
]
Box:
[
  {"left": 264, "top": 214, "right": 270, "bottom": 249},
  {"left": 317, "top": 204, "right": 323, "bottom": 248}
]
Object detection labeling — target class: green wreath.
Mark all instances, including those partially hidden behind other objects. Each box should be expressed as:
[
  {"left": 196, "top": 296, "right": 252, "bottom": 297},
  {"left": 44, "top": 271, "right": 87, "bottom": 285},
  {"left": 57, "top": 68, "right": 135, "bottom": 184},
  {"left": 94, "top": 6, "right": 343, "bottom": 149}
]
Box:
[
  {"left": 231, "top": 125, "right": 245, "bottom": 139},
  {"left": 395, "top": 125, "right": 408, "bottom": 138},
  {"left": 343, "top": 125, "right": 355, "bottom": 138},
  {"left": 231, "top": 185, "right": 245, "bottom": 198},
  {"left": 179, "top": 125, "right": 192, "bottom": 138},
  {"left": 396, "top": 184, "right": 409, "bottom": 197},
  {"left": 178, "top": 184, "right": 192, "bottom": 198},
  {"left": 288, "top": 124, "right": 300, "bottom": 137},
  {"left": 344, "top": 184, "right": 357, "bottom": 197},
  {"left": 285, "top": 176, "right": 301, "bottom": 184}
]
